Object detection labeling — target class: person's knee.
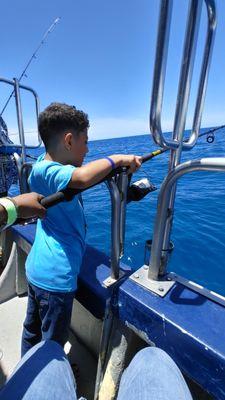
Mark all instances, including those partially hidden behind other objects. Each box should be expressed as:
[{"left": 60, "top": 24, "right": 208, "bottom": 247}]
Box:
[
  {"left": 34, "top": 340, "right": 66, "bottom": 358},
  {"left": 131, "top": 346, "right": 177, "bottom": 371},
  {"left": 23, "top": 339, "right": 65, "bottom": 362}
]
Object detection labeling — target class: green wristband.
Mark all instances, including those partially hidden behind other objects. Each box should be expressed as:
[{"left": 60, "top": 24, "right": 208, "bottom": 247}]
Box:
[{"left": 0, "top": 198, "right": 18, "bottom": 226}]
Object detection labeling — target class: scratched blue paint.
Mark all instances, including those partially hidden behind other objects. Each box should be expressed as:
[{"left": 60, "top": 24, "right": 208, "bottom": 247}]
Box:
[{"left": 114, "top": 278, "right": 225, "bottom": 399}]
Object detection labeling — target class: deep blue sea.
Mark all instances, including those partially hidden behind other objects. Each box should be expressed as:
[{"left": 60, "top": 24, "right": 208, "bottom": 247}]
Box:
[{"left": 26, "top": 129, "right": 225, "bottom": 297}]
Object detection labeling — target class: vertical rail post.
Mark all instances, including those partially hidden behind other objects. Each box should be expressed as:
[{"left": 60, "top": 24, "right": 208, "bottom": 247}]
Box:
[
  {"left": 117, "top": 168, "right": 128, "bottom": 258},
  {"left": 14, "top": 78, "right": 26, "bottom": 164},
  {"left": 105, "top": 169, "right": 129, "bottom": 283},
  {"left": 107, "top": 179, "right": 121, "bottom": 280}
]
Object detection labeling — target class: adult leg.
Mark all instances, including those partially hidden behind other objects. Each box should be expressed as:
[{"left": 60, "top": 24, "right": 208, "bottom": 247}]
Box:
[
  {"left": 21, "top": 283, "right": 42, "bottom": 357},
  {"left": 117, "top": 347, "right": 193, "bottom": 400},
  {"left": 0, "top": 341, "right": 77, "bottom": 400}
]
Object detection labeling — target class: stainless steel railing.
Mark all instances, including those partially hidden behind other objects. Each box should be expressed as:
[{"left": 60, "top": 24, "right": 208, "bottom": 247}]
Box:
[
  {"left": 149, "top": 158, "right": 225, "bottom": 279},
  {"left": 148, "top": 0, "right": 216, "bottom": 279},
  {"left": 150, "top": 0, "right": 216, "bottom": 151},
  {"left": 0, "top": 77, "right": 42, "bottom": 163},
  {"left": 106, "top": 167, "right": 129, "bottom": 280}
]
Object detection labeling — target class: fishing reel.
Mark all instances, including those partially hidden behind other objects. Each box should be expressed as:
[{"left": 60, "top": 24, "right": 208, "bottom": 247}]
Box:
[
  {"left": 206, "top": 133, "right": 215, "bottom": 143},
  {"left": 127, "top": 178, "right": 157, "bottom": 203}
]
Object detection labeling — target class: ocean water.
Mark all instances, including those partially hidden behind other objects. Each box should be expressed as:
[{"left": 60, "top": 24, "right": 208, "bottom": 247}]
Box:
[{"left": 26, "top": 129, "right": 225, "bottom": 296}]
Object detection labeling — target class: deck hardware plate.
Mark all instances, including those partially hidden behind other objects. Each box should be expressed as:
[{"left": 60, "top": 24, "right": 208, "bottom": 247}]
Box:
[
  {"left": 129, "top": 265, "right": 175, "bottom": 296},
  {"left": 103, "top": 271, "right": 125, "bottom": 288}
]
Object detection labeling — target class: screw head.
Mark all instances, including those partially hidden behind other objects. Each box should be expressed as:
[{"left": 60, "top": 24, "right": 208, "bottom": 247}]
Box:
[
  {"left": 158, "top": 286, "right": 164, "bottom": 292},
  {"left": 134, "top": 273, "right": 139, "bottom": 279},
  {"left": 143, "top": 265, "right": 148, "bottom": 270}
]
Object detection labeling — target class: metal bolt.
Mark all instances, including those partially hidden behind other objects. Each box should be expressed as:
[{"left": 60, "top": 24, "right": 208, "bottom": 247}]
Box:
[
  {"left": 143, "top": 265, "right": 148, "bottom": 270},
  {"left": 134, "top": 273, "right": 139, "bottom": 279},
  {"left": 158, "top": 286, "right": 164, "bottom": 292},
  {"left": 107, "top": 279, "right": 112, "bottom": 284}
]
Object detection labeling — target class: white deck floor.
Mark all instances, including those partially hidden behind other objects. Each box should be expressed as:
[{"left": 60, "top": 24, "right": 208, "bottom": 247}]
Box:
[
  {"left": 0, "top": 296, "right": 97, "bottom": 399},
  {"left": 0, "top": 296, "right": 27, "bottom": 386}
]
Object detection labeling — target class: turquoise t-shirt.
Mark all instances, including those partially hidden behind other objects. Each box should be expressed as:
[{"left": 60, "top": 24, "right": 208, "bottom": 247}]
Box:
[{"left": 25, "top": 155, "right": 86, "bottom": 292}]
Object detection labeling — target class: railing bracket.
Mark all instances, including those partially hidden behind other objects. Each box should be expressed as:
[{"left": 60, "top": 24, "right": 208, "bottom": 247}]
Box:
[
  {"left": 129, "top": 265, "right": 175, "bottom": 297},
  {"left": 103, "top": 270, "right": 125, "bottom": 288}
]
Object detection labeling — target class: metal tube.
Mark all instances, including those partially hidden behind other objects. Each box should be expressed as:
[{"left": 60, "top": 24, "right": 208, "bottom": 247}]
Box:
[
  {"left": 13, "top": 153, "right": 23, "bottom": 192},
  {"left": 149, "top": 0, "right": 216, "bottom": 152},
  {"left": 150, "top": 0, "right": 175, "bottom": 149},
  {"left": 107, "top": 179, "right": 121, "bottom": 280},
  {"left": 159, "top": 0, "right": 203, "bottom": 266},
  {"left": 148, "top": 157, "right": 225, "bottom": 279},
  {"left": 14, "top": 78, "right": 26, "bottom": 163},
  {"left": 117, "top": 168, "right": 128, "bottom": 258},
  {"left": 182, "top": 0, "right": 216, "bottom": 149},
  {"left": 19, "top": 85, "right": 42, "bottom": 147},
  {"left": 171, "top": 0, "right": 203, "bottom": 163},
  {"left": 0, "top": 77, "right": 42, "bottom": 148},
  {"left": 156, "top": 0, "right": 216, "bottom": 268}
]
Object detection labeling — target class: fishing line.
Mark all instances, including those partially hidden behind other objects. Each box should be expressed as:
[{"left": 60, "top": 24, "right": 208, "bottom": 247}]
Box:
[{"left": 0, "top": 17, "right": 61, "bottom": 116}]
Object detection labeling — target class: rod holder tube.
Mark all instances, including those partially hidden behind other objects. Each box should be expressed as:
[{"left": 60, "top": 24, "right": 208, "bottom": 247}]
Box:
[
  {"left": 148, "top": 158, "right": 225, "bottom": 280},
  {"left": 107, "top": 179, "right": 121, "bottom": 280}
]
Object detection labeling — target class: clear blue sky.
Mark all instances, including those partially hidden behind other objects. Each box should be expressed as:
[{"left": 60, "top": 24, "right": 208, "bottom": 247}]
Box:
[{"left": 0, "top": 0, "right": 225, "bottom": 144}]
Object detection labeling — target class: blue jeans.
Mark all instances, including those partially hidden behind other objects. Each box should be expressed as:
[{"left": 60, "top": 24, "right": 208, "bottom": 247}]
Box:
[
  {"left": 21, "top": 282, "right": 75, "bottom": 357},
  {"left": 117, "top": 347, "right": 193, "bottom": 400},
  {"left": 0, "top": 341, "right": 76, "bottom": 400},
  {"left": 0, "top": 342, "right": 193, "bottom": 399}
]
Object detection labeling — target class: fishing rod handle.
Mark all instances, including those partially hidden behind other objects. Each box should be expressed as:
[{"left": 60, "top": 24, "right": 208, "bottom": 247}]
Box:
[{"left": 40, "top": 192, "right": 66, "bottom": 208}]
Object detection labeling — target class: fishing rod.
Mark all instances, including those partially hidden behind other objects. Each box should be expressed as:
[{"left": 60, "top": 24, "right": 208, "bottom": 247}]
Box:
[
  {"left": 25, "top": 124, "right": 224, "bottom": 163},
  {"left": 39, "top": 151, "right": 166, "bottom": 208},
  {"left": 0, "top": 17, "right": 61, "bottom": 117},
  {"left": 15, "top": 127, "right": 225, "bottom": 223},
  {"left": 34, "top": 126, "right": 225, "bottom": 208},
  {"left": 19, "top": 124, "right": 225, "bottom": 213},
  {"left": 15, "top": 150, "right": 161, "bottom": 222}
]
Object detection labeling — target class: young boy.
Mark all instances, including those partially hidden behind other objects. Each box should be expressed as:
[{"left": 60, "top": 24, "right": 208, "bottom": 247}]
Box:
[{"left": 21, "top": 102, "right": 141, "bottom": 356}]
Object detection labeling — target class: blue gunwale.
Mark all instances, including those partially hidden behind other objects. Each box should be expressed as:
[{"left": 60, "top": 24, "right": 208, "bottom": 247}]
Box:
[{"left": 114, "top": 277, "right": 225, "bottom": 398}]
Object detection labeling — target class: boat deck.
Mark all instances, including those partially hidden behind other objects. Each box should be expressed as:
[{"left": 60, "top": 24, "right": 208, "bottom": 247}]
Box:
[{"left": 0, "top": 296, "right": 97, "bottom": 399}]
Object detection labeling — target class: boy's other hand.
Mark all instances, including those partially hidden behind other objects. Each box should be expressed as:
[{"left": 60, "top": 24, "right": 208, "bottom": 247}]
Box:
[{"left": 14, "top": 192, "right": 46, "bottom": 220}]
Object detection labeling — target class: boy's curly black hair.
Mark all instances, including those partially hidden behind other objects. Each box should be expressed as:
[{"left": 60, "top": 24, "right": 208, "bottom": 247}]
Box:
[{"left": 38, "top": 102, "right": 90, "bottom": 149}]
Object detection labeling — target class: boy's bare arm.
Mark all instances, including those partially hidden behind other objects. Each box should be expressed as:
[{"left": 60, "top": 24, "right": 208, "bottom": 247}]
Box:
[{"left": 68, "top": 154, "right": 142, "bottom": 190}]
